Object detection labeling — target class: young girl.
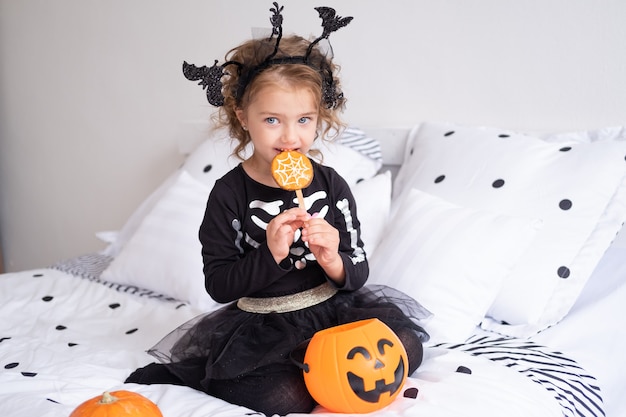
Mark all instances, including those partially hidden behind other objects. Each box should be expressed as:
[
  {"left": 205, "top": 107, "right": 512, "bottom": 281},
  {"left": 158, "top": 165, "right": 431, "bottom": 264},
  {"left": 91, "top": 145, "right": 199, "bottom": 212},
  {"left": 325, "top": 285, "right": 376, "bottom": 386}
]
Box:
[{"left": 126, "top": 4, "right": 429, "bottom": 416}]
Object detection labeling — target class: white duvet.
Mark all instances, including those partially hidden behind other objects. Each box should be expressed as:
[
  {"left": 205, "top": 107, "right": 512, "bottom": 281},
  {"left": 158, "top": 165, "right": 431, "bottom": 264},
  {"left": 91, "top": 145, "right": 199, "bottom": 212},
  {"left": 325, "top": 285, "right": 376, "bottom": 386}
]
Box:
[{"left": 0, "top": 268, "right": 567, "bottom": 416}]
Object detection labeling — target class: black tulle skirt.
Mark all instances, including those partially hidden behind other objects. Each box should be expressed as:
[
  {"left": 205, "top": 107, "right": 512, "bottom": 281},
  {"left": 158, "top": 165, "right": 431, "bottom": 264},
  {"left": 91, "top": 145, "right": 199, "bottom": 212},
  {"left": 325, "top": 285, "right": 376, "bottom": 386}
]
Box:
[{"left": 147, "top": 284, "right": 431, "bottom": 391}]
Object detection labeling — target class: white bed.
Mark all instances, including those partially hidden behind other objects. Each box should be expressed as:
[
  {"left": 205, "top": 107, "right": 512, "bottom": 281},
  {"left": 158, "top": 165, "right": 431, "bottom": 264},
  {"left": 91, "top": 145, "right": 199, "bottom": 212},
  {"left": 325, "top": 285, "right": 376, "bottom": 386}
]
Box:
[{"left": 1, "top": 122, "right": 625, "bottom": 417}]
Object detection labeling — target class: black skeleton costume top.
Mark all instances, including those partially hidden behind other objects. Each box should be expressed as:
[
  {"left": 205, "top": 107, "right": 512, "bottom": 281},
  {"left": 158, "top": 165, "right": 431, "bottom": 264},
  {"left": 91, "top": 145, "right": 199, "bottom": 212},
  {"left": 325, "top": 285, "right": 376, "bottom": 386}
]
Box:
[{"left": 199, "top": 161, "right": 368, "bottom": 303}]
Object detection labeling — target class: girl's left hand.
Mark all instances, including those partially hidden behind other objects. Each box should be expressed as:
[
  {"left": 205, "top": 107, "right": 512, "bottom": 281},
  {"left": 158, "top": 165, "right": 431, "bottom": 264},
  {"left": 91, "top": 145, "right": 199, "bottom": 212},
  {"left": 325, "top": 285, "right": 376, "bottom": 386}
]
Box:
[{"left": 301, "top": 214, "right": 345, "bottom": 284}]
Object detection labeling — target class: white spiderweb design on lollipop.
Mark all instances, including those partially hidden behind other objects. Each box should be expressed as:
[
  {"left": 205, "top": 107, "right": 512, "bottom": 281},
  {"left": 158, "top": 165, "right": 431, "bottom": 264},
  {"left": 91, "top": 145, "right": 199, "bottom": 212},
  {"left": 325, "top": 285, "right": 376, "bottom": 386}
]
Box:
[{"left": 273, "top": 152, "right": 313, "bottom": 189}]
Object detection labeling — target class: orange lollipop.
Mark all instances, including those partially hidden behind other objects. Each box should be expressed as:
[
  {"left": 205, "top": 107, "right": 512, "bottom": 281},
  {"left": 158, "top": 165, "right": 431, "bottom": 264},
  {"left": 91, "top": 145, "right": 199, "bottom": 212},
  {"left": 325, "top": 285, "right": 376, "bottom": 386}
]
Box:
[{"left": 272, "top": 150, "right": 314, "bottom": 209}]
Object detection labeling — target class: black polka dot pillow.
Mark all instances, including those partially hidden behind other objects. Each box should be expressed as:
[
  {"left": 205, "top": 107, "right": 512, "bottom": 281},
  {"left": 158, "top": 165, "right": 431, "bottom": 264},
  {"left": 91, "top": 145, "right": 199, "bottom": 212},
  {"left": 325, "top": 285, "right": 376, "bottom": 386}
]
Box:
[{"left": 393, "top": 122, "right": 626, "bottom": 337}]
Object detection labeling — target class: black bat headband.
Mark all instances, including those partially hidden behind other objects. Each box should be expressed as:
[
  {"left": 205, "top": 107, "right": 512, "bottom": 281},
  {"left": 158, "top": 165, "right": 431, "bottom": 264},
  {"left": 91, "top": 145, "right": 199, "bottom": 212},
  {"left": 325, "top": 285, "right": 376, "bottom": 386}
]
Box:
[{"left": 182, "top": 2, "right": 353, "bottom": 109}]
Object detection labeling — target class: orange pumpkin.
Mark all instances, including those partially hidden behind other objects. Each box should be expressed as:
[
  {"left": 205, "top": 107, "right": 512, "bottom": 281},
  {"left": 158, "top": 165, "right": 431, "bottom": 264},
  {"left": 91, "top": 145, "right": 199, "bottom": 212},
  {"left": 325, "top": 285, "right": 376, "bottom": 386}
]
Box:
[
  {"left": 69, "top": 390, "right": 163, "bottom": 417},
  {"left": 302, "top": 318, "right": 408, "bottom": 413}
]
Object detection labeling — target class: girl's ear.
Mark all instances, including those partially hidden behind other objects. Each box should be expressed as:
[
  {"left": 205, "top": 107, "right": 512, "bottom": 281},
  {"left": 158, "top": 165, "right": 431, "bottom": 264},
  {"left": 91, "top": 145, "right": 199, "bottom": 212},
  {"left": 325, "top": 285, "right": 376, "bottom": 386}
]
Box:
[{"left": 235, "top": 109, "right": 247, "bottom": 128}]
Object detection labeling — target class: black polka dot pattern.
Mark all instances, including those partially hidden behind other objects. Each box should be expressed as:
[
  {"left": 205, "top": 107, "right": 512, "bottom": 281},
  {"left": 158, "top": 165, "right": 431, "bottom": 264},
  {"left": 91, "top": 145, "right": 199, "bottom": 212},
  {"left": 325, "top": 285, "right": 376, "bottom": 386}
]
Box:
[
  {"left": 4, "top": 362, "right": 38, "bottom": 379},
  {"left": 559, "top": 199, "right": 573, "bottom": 210},
  {"left": 411, "top": 122, "right": 626, "bottom": 333},
  {"left": 0, "top": 268, "right": 173, "bottom": 383},
  {"left": 557, "top": 266, "right": 571, "bottom": 279},
  {"left": 492, "top": 179, "right": 505, "bottom": 188},
  {"left": 203, "top": 164, "right": 213, "bottom": 173},
  {"left": 434, "top": 133, "right": 516, "bottom": 194}
]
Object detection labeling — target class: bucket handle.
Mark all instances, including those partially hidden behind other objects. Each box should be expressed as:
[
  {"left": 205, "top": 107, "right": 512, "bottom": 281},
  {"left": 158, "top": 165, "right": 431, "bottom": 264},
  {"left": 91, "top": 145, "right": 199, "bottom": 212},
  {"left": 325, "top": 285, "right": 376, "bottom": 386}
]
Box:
[{"left": 289, "top": 339, "right": 312, "bottom": 373}]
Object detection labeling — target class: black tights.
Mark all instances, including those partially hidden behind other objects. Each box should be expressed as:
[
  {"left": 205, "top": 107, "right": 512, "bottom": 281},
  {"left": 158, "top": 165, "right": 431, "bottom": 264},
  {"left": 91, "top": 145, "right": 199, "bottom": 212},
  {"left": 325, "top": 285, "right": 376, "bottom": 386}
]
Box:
[
  {"left": 396, "top": 326, "right": 424, "bottom": 375},
  {"left": 126, "top": 362, "right": 315, "bottom": 416},
  {"left": 126, "top": 327, "right": 423, "bottom": 416}
]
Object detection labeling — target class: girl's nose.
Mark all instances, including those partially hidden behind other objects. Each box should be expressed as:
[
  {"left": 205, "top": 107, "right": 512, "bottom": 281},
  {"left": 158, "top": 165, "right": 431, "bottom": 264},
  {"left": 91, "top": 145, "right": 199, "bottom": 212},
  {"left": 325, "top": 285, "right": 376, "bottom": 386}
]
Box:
[{"left": 280, "top": 125, "right": 298, "bottom": 146}]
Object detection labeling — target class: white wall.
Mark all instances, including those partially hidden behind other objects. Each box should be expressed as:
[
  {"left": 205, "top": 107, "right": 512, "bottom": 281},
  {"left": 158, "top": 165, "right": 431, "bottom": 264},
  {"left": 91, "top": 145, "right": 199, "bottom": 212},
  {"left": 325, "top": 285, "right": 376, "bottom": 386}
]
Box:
[{"left": 1, "top": 0, "right": 625, "bottom": 272}]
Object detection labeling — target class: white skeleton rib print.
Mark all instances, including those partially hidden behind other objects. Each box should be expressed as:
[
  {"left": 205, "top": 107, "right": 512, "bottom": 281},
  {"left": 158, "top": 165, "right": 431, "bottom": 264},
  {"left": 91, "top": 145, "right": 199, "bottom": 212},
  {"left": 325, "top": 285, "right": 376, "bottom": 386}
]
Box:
[{"left": 233, "top": 192, "right": 330, "bottom": 269}]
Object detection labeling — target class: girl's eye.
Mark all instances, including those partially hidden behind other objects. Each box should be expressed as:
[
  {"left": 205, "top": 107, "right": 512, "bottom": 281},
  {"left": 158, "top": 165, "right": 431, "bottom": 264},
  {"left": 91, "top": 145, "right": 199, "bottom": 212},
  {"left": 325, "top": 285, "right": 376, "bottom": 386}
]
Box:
[
  {"left": 266, "top": 117, "right": 278, "bottom": 125},
  {"left": 298, "top": 117, "right": 310, "bottom": 124}
]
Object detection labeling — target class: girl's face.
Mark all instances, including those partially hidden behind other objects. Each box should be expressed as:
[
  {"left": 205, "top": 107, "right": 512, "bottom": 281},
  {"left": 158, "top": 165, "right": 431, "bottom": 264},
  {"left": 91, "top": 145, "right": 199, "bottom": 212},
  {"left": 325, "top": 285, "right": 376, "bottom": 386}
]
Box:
[{"left": 237, "top": 82, "right": 319, "bottom": 174}]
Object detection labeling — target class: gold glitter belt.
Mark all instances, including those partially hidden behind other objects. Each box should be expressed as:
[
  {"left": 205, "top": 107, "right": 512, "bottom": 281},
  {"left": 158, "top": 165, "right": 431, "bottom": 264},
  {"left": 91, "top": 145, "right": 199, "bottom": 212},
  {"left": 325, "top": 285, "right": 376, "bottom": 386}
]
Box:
[{"left": 237, "top": 282, "right": 338, "bottom": 314}]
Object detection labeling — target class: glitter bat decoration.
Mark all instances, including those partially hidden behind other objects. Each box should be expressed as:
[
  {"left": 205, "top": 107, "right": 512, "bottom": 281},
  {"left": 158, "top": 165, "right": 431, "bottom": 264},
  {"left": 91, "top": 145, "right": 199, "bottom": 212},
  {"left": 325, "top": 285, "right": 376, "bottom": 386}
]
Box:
[{"left": 182, "top": 3, "right": 353, "bottom": 109}]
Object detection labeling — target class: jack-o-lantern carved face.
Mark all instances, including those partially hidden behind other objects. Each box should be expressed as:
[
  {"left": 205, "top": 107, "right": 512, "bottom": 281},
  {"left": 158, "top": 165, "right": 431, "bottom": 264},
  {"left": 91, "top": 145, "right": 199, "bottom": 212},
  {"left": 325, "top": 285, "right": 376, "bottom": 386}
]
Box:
[
  {"left": 302, "top": 318, "right": 408, "bottom": 414},
  {"left": 346, "top": 338, "right": 406, "bottom": 403}
]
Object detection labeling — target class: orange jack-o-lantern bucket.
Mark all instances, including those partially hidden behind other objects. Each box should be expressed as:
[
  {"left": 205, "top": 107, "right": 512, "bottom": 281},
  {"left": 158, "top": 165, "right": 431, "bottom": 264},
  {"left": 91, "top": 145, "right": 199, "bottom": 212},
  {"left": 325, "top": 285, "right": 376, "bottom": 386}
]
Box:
[{"left": 302, "top": 318, "right": 408, "bottom": 413}]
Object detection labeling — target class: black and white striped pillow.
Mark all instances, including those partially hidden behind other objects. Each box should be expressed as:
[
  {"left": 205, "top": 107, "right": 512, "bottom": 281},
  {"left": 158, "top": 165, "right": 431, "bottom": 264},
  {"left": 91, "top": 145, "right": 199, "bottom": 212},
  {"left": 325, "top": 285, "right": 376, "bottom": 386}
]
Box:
[{"left": 337, "top": 127, "right": 383, "bottom": 165}]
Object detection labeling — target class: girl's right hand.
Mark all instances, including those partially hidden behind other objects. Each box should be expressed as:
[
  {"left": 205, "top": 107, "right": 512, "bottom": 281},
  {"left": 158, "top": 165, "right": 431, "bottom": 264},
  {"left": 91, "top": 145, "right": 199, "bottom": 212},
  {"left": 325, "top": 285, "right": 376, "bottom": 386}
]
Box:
[{"left": 266, "top": 208, "right": 309, "bottom": 264}]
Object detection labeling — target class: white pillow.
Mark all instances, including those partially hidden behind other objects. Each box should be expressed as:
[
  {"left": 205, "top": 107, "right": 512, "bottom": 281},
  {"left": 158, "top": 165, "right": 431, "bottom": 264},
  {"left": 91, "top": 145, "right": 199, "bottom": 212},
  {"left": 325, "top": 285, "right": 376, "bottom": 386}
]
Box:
[
  {"left": 101, "top": 170, "right": 219, "bottom": 312},
  {"left": 394, "top": 122, "right": 626, "bottom": 337},
  {"left": 351, "top": 171, "right": 392, "bottom": 256},
  {"left": 368, "top": 188, "right": 542, "bottom": 344}
]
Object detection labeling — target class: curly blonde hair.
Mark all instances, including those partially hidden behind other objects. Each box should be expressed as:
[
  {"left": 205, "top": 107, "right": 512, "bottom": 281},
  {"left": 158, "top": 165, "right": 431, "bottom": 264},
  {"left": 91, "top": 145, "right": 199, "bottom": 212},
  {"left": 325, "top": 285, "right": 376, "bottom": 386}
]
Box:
[{"left": 213, "top": 35, "right": 346, "bottom": 159}]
